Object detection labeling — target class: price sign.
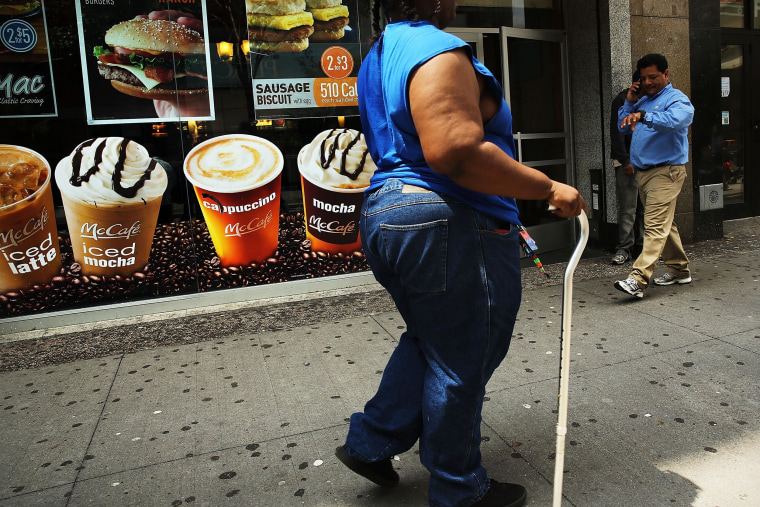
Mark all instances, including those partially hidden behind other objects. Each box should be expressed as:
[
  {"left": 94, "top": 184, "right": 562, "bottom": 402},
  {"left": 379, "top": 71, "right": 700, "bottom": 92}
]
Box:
[
  {"left": 320, "top": 46, "right": 354, "bottom": 80},
  {"left": 248, "top": 0, "right": 361, "bottom": 119},
  {"left": 0, "top": 19, "right": 38, "bottom": 53}
]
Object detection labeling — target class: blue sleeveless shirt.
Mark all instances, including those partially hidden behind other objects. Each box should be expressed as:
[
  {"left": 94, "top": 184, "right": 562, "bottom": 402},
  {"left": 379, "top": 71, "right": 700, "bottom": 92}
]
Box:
[{"left": 358, "top": 20, "right": 521, "bottom": 225}]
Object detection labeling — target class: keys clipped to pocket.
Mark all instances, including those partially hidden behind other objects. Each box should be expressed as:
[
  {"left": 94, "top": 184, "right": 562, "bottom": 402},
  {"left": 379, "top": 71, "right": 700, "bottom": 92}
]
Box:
[{"left": 517, "top": 225, "right": 549, "bottom": 278}]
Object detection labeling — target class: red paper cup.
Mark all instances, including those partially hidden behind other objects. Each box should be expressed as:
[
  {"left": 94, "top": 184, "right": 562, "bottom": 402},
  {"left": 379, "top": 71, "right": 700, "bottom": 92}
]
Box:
[{"left": 184, "top": 135, "right": 283, "bottom": 267}]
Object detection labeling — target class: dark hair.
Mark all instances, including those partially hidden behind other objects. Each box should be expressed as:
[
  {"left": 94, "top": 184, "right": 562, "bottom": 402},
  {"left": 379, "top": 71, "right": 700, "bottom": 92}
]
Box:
[
  {"left": 637, "top": 53, "right": 668, "bottom": 73},
  {"left": 371, "top": 0, "right": 419, "bottom": 42}
]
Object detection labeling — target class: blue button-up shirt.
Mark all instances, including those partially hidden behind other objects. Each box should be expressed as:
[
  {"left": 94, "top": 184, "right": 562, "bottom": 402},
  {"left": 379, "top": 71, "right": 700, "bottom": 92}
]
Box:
[{"left": 618, "top": 83, "right": 694, "bottom": 170}]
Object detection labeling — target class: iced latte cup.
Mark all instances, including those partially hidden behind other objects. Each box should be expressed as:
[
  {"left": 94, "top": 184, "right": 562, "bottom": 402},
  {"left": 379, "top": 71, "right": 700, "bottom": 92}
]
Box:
[
  {"left": 0, "top": 145, "right": 62, "bottom": 293},
  {"left": 299, "top": 129, "right": 376, "bottom": 254},
  {"left": 55, "top": 137, "right": 168, "bottom": 277},
  {"left": 184, "top": 135, "right": 283, "bottom": 266}
]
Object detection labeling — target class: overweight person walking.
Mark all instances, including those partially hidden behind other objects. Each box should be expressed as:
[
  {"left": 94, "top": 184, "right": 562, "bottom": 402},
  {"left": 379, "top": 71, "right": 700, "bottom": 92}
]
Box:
[{"left": 334, "top": 0, "right": 585, "bottom": 506}]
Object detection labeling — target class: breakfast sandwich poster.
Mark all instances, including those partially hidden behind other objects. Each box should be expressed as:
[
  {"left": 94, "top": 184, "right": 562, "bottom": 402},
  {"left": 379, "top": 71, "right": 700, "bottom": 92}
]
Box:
[
  {"left": 0, "top": 0, "right": 58, "bottom": 118},
  {"left": 75, "top": 0, "right": 215, "bottom": 125},
  {"left": 248, "top": 0, "right": 361, "bottom": 120}
]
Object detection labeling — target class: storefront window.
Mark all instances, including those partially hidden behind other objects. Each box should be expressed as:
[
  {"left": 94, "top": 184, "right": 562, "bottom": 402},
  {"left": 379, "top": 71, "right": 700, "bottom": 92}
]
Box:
[
  {"left": 0, "top": 0, "right": 373, "bottom": 318},
  {"left": 754, "top": 0, "right": 760, "bottom": 28},
  {"left": 720, "top": 0, "right": 745, "bottom": 28}
]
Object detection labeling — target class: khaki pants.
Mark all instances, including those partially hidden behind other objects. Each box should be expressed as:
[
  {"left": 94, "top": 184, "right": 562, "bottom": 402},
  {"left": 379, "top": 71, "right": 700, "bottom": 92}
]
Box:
[{"left": 629, "top": 164, "right": 690, "bottom": 288}]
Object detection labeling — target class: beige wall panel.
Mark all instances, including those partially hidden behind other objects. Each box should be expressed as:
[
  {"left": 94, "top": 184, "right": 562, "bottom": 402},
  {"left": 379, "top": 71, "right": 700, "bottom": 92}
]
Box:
[
  {"left": 629, "top": 17, "right": 691, "bottom": 100},
  {"left": 641, "top": 0, "right": 688, "bottom": 18},
  {"left": 629, "top": 12, "right": 694, "bottom": 241}
]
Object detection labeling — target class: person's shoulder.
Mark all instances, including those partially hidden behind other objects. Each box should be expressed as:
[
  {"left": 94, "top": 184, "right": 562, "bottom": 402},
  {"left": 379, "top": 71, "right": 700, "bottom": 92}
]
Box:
[
  {"left": 387, "top": 21, "right": 466, "bottom": 52},
  {"left": 663, "top": 84, "right": 691, "bottom": 101}
]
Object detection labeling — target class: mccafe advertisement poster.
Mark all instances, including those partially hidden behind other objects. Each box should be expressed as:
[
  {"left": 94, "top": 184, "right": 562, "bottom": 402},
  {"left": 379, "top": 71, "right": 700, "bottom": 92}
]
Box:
[
  {"left": 0, "top": 0, "right": 58, "bottom": 118},
  {"left": 248, "top": 0, "right": 361, "bottom": 120},
  {"left": 75, "top": 0, "right": 215, "bottom": 125},
  {"left": 1, "top": 134, "right": 372, "bottom": 319}
]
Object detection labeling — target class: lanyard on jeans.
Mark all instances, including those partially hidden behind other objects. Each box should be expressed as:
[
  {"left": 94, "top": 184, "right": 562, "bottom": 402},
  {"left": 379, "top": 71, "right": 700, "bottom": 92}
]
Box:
[
  {"left": 518, "top": 225, "right": 549, "bottom": 278},
  {"left": 493, "top": 225, "right": 548, "bottom": 277}
]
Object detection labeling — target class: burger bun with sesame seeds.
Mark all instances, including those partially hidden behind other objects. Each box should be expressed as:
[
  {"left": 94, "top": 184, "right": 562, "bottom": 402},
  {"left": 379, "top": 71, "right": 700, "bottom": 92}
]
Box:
[{"left": 104, "top": 18, "right": 206, "bottom": 55}]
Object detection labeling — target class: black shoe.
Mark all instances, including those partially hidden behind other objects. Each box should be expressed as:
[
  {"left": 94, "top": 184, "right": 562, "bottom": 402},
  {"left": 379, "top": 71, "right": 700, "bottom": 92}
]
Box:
[
  {"left": 471, "top": 478, "right": 527, "bottom": 507},
  {"left": 335, "top": 446, "right": 399, "bottom": 488}
]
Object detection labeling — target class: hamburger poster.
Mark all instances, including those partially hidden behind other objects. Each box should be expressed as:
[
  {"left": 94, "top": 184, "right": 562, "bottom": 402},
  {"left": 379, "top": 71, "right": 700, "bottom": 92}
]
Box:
[
  {"left": 74, "top": 0, "right": 215, "bottom": 125},
  {"left": 0, "top": 0, "right": 58, "bottom": 118},
  {"left": 247, "top": 0, "right": 361, "bottom": 120}
]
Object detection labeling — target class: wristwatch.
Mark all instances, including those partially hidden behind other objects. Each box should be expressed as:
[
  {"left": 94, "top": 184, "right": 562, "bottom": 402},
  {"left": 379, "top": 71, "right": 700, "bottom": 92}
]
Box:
[{"left": 638, "top": 110, "right": 646, "bottom": 120}]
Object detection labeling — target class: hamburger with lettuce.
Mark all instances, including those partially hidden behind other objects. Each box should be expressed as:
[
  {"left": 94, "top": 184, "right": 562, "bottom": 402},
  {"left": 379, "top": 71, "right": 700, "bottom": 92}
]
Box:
[
  {"left": 0, "top": 1, "right": 40, "bottom": 16},
  {"left": 93, "top": 18, "right": 208, "bottom": 101}
]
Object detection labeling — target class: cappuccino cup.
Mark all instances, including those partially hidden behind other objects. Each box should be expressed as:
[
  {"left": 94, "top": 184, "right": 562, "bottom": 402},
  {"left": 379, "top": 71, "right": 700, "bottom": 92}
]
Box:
[{"left": 184, "top": 135, "right": 283, "bottom": 266}]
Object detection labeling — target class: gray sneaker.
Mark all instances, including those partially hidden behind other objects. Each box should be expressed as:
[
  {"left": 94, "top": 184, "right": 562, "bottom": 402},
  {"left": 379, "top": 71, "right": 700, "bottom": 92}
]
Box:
[
  {"left": 610, "top": 252, "right": 628, "bottom": 265},
  {"left": 614, "top": 277, "right": 643, "bottom": 298},
  {"left": 653, "top": 273, "right": 692, "bottom": 286}
]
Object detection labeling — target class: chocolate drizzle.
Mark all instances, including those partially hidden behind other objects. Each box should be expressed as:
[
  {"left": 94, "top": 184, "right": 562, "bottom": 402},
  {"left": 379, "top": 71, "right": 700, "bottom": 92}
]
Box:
[
  {"left": 69, "top": 139, "right": 98, "bottom": 186},
  {"left": 319, "top": 129, "right": 369, "bottom": 181},
  {"left": 68, "top": 138, "right": 159, "bottom": 199}
]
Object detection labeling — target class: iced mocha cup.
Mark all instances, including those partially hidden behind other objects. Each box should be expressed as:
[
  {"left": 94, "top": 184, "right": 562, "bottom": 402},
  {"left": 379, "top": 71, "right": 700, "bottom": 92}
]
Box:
[
  {"left": 55, "top": 137, "right": 168, "bottom": 277},
  {"left": 0, "top": 145, "right": 62, "bottom": 293},
  {"left": 183, "top": 134, "right": 283, "bottom": 267},
  {"left": 298, "top": 128, "right": 376, "bottom": 254}
]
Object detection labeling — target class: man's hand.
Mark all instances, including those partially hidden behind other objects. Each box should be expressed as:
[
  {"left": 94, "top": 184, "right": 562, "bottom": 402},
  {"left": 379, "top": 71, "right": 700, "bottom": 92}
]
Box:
[
  {"left": 626, "top": 80, "right": 644, "bottom": 102},
  {"left": 620, "top": 112, "right": 644, "bottom": 131},
  {"left": 623, "top": 163, "right": 634, "bottom": 177},
  {"left": 547, "top": 181, "right": 587, "bottom": 218}
]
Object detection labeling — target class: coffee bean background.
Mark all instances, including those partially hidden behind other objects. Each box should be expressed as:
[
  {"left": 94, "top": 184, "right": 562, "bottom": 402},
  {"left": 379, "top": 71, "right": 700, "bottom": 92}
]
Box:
[{"left": 0, "top": 212, "right": 369, "bottom": 318}]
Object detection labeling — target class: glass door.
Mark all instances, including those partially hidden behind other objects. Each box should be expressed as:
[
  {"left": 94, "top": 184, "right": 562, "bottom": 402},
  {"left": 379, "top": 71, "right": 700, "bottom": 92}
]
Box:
[
  {"left": 446, "top": 27, "right": 576, "bottom": 253},
  {"left": 501, "top": 28, "right": 575, "bottom": 252},
  {"left": 720, "top": 2, "right": 760, "bottom": 218},
  {"left": 719, "top": 44, "right": 745, "bottom": 208},
  {"left": 720, "top": 33, "right": 759, "bottom": 218}
]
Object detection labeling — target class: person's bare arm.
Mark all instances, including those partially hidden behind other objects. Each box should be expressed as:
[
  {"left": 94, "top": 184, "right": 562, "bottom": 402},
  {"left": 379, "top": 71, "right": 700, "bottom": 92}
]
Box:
[{"left": 408, "top": 49, "right": 585, "bottom": 217}]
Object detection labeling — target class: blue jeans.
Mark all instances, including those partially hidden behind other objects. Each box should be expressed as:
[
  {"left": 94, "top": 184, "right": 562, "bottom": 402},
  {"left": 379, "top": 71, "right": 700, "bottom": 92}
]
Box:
[{"left": 344, "top": 179, "right": 522, "bottom": 507}]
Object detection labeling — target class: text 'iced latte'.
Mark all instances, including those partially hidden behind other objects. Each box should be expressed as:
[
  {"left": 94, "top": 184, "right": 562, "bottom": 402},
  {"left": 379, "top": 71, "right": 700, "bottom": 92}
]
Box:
[
  {"left": 55, "top": 137, "right": 168, "bottom": 277},
  {"left": 184, "top": 135, "right": 283, "bottom": 266},
  {"left": 299, "top": 128, "right": 376, "bottom": 254},
  {"left": 0, "top": 145, "right": 62, "bottom": 293}
]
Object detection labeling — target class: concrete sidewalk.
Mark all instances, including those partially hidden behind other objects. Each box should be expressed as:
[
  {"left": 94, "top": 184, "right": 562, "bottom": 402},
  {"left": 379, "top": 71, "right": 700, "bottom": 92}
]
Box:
[{"left": 1, "top": 220, "right": 758, "bottom": 506}]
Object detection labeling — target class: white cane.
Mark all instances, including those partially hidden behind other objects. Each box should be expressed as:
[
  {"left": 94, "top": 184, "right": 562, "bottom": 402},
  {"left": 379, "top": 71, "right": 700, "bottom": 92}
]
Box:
[{"left": 550, "top": 209, "right": 589, "bottom": 507}]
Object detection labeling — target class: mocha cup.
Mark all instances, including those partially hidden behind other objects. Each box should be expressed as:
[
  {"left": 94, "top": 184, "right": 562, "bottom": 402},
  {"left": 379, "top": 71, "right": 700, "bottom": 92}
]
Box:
[{"left": 298, "top": 146, "right": 365, "bottom": 254}]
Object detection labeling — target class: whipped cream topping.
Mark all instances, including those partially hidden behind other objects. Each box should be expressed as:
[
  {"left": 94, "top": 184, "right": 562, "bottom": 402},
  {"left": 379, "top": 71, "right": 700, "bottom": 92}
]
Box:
[
  {"left": 299, "top": 129, "right": 376, "bottom": 189},
  {"left": 55, "top": 137, "right": 167, "bottom": 205}
]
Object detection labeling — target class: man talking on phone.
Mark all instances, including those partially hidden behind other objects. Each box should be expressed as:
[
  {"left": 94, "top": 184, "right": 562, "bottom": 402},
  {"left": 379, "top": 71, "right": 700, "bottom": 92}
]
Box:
[{"left": 613, "top": 53, "right": 694, "bottom": 299}]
